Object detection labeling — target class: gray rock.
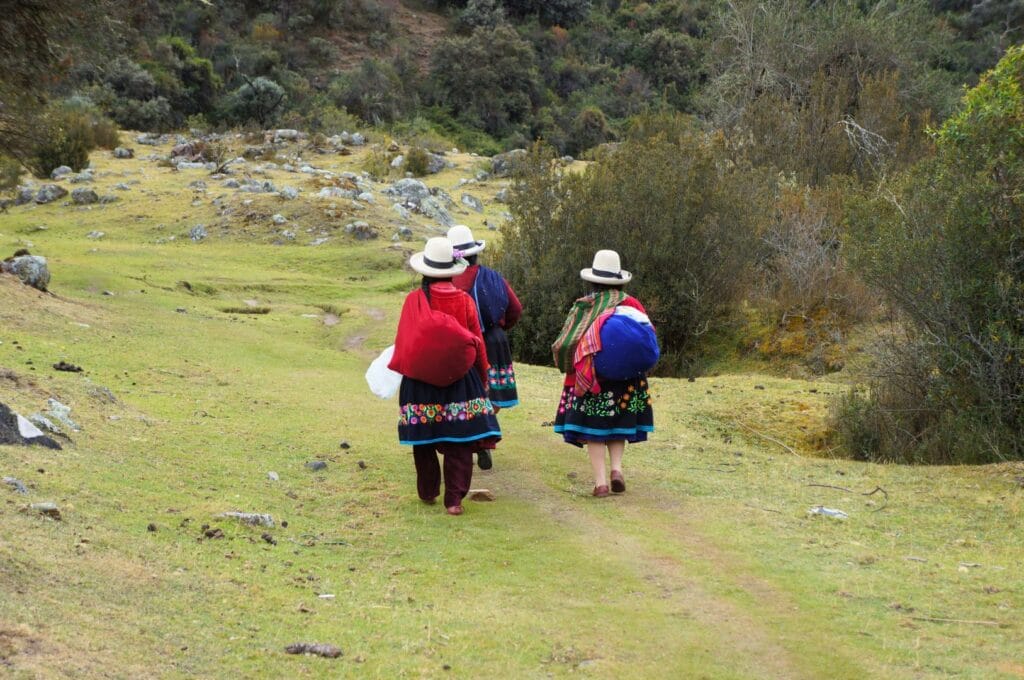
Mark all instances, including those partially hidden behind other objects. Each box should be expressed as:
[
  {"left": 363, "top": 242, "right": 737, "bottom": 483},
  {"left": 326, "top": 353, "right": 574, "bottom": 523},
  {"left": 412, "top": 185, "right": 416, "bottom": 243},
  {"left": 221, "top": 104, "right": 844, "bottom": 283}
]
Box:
[
  {"left": 113, "top": 183, "right": 131, "bottom": 191},
  {"left": 267, "top": 471, "right": 280, "bottom": 481},
  {"left": 35, "top": 184, "right": 68, "bottom": 204},
  {"left": 461, "top": 193, "right": 484, "bottom": 213},
  {"left": 239, "top": 180, "right": 276, "bottom": 193},
  {"left": 426, "top": 153, "right": 450, "bottom": 174},
  {"left": 46, "top": 398, "right": 80, "bottom": 432},
  {"left": 0, "top": 403, "right": 61, "bottom": 449},
  {"left": 385, "top": 178, "right": 431, "bottom": 203},
  {"left": 220, "top": 511, "right": 274, "bottom": 527},
  {"left": 280, "top": 230, "right": 296, "bottom": 240},
  {"left": 223, "top": 179, "right": 241, "bottom": 189},
  {"left": 300, "top": 165, "right": 317, "bottom": 174},
  {"left": 273, "top": 129, "right": 300, "bottom": 142},
  {"left": 318, "top": 186, "right": 358, "bottom": 200},
  {"left": 189, "top": 224, "right": 207, "bottom": 242},
  {"left": 305, "top": 460, "right": 327, "bottom": 471},
  {"left": 86, "top": 231, "right": 105, "bottom": 239},
  {"left": 491, "top": 148, "right": 527, "bottom": 177},
  {"left": 345, "top": 221, "right": 378, "bottom": 240},
  {"left": 350, "top": 132, "right": 366, "bottom": 146},
  {"left": 13, "top": 186, "right": 34, "bottom": 206},
  {"left": 174, "top": 161, "right": 206, "bottom": 170},
  {"left": 419, "top": 196, "right": 454, "bottom": 227},
  {"left": 99, "top": 194, "right": 119, "bottom": 204},
  {"left": 1, "top": 255, "right": 50, "bottom": 291},
  {"left": 309, "top": 237, "right": 330, "bottom": 246},
  {"left": 31, "top": 502, "right": 61, "bottom": 520},
  {"left": 282, "top": 164, "right": 296, "bottom": 173},
  {"left": 280, "top": 186, "right": 299, "bottom": 200},
  {"left": 71, "top": 188, "right": 99, "bottom": 205},
  {"left": 113, "top": 147, "right": 134, "bottom": 159},
  {"left": 390, "top": 154, "right": 405, "bottom": 169},
  {"left": 475, "top": 170, "right": 490, "bottom": 181},
  {"left": 495, "top": 187, "right": 510, "bottom": 203},
  {"left": 272, "top": 214, "right": 287, "bottom": 225},
  {"left": 69, "top": 172, "right": 93, "bottom": 184},
  {"left": 50, "top": 166, "right": 73, "bottom": 180},
  {"left": 396, "top": 226, "right": 413, "bottom": 240},
  {"left": 391, "top": 203, "right": 411, "bottom": 220},
  {"left": 357, "top": 191, "right": 375, "bottom": 204},
  {"left": 188, "top": 180, "right": 207, "bottom": 191},
  {"left": 136, "top": 133, "right": 163, "bottom": 145},
  {"left": 3, "top": 477, "right": 28, "bottom": 495},
  {"left": 28, "top": 413, "right": 61, "bottom": 434}
]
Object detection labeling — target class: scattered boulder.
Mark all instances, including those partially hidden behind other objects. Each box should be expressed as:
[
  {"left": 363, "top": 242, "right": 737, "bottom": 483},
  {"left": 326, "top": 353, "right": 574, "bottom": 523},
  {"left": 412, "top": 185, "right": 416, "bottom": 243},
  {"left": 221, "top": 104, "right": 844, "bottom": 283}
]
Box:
[
  {"left": 0, "top": 403, "right": 61, "bottom": 449},
  {"left": 3, "top": 477, "right": 28, "bottom": 494},
  {"left": 461, "top": 193, "right": 484, "bottom": 213},
  {"left": 113, "top": 147, "right": 134, "bottom": 159},
  {"left": 426, "top": 153, "right": 450, "bottom": 174},
  {"left": 273, "top": 129, "right": 301, "bottom": 142},
  {"left": 189, "top": 225, "right": 207, "bottom": 242},
  {"left": 171, "top": 140, "right": 205, "bottom": 161},
  {"left": 187, "top": 180, "right": 207, "bottom": 191},
  {"left": 495, "top": 187, "right": 510, "bottom": 203},
  {"left": 318, "top": 186, "right": 358, "bottom": 200},
  {"left": 1, "top": 254, "right": 51, "bottom": 291},
  {"left": 390, "top": 155, "right": 405, "bottom": 169},
  {"left": 357, "top": 191, "right": 374, "bottom": 203},
  {"left": 491, "top": 148, "right": 527, "bottom": 177},
  {"left": 272, "top": 214, "right": 287, "bottom": 225},
  {"left": 345, "top": 221, "right": 378, "bottom": 240},
  {"left": 222, "top": 179, "right": 241, "bottom": 189},
  {"left": 418, "top": 196, "right": 454, "bottom": 227},
  {"left": 267, "top": 471, "right": 280, "bottom": 481},
  {"left": 113, "top": 183, "right": 131, "bottom": 191},
  {"left": 395, "top": 226, "right": 413, "bottom": 240},
  {"left": 392, "top": 203, "right": 411, "bottom": 220},
  {"left": 86, "top": 231, "right": 105, "bottom": 239},
  {"left": 45, "top": 398, "right": 79, "bottom": 432},
  {"left": 305, "top": 460, "right": 327, "bottom": 471},
  {"left": 136, "top": 133, "right": 164, "bottom": 145},
  {"left": 69, "top": 172, "right": 93, "bottom": 184},
  {"left": 285, "top": 643, "right": 342, "bottom": 659},
  {"left": 35, "top": 184, "right": 67, "bottom": 204},
  {"left": 28, "top": 413, "right": 61, "bottom": 435},
  {"left": 50, "top": 166, "right": 73, "bottom": 180},
  {"left": 219, "top": 511, "right": 274, "bottom": 527},
  {"left": 280, "top": 186, "right": 299, "bottom": 200},
  {"left": 350, "top": 132, "right": 366, "bottom": 146},
  {"left": 99, "top": 194, "right": 119, "bottom": 204},
  {"left": 30, "top": 502, "right": 62, "bottom": 520},
  {"left": 386, "top": 178, "right": 430, "bottom": 203},
  {"left": 71, "top": 188, "right": 99, "bottom": 205},
  {"left": 14, "top": 186, "right": 35, "bottom": 205}
]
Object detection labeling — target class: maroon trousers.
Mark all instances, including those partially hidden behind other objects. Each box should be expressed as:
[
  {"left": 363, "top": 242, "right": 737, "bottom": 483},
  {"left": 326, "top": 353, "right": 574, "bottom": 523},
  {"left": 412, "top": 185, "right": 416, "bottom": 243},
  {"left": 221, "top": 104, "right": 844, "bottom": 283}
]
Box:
[{"left": 412, "top": 444, "right": 474, "bottom": 508}]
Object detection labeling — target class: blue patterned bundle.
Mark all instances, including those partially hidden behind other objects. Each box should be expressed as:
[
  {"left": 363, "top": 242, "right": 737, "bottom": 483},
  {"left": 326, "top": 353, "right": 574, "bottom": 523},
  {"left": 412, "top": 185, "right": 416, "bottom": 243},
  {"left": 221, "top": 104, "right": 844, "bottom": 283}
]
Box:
[{"left": 593, "top": 307, "right": 659, "bottom": 380}]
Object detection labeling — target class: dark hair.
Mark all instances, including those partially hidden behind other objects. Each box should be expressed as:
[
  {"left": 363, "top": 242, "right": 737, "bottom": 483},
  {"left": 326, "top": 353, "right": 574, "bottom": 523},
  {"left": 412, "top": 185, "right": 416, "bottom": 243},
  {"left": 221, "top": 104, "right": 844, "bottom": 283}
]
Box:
[
  {"left": 590, "top": 281, "right": 625, "bottom": 292},
  {"left": 421, "top": 275, "right": 451, "bottom": 299},
  {"left": 464, "top": 254, "right": 479, "bottom": 266}
]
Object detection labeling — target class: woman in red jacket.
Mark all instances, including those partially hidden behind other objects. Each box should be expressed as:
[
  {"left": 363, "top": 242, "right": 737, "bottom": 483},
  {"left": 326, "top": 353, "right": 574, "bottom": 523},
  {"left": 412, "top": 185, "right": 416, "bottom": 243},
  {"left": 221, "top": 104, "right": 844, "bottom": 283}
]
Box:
[{"left": 390, "top": 237, "right": 501, "bottom": 515}]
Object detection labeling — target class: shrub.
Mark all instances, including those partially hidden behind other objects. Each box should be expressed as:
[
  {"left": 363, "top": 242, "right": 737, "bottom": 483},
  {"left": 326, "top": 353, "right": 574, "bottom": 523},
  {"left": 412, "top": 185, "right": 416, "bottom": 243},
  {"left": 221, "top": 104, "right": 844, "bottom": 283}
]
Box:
[
  {"left": 224, "top": 77, "right": 287, "bottom": 126},
  {"left": 494, "top": 117, "right": 771, "bottom": 368},
  {"left": 839, "top": 46, "right": 1024, "bottom": 463},
  {"left": 0, "top": 155, "right": 22, "bottom": 190},
  {"left": 331, "top": 59, "right": 411, "bottom": 125},
  {"left": 404, "top": 146, "right": 431, "bottom": 176}
]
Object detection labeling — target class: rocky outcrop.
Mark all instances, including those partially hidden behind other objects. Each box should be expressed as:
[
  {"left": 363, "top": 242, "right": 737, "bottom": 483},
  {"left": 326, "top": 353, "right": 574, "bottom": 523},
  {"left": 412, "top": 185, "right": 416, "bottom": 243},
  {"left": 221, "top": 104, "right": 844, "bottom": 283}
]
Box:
[{"left": 2, "top": 253, "right": 51, "bottom": 291}]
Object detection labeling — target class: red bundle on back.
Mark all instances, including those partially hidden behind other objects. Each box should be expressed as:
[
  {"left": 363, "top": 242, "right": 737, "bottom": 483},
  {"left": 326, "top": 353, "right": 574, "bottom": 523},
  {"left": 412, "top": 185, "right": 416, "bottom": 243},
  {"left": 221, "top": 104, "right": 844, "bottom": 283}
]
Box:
[{"left": 389, "top": 289, "right": 480, "bottom": 387}]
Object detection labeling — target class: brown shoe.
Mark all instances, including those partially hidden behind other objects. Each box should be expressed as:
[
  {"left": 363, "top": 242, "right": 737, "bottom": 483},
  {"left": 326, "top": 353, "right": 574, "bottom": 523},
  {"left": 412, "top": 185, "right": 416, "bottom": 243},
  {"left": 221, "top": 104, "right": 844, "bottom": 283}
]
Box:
[
  {"left": 610, "top": 470, "right": 626, "bottom": 494},
  {"left": 446, "top": 505, "right": 464, "bottom": 516},
  {"left": 592, "top": 485, "right": 610, "bottom": 498}
]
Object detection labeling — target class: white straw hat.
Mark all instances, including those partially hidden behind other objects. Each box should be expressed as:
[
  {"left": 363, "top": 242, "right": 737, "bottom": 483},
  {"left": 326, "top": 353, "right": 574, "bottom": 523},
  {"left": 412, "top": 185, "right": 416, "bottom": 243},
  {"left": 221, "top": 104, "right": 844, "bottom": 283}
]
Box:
[
  {"left": 580, "top": 249, "right": 632, "bottom": 285},
  {"left": 410, "top": 237, "right": 468, "bottom": 277},
  {"left": 446, "top": 224, "right": 485, "bottom": 256}
]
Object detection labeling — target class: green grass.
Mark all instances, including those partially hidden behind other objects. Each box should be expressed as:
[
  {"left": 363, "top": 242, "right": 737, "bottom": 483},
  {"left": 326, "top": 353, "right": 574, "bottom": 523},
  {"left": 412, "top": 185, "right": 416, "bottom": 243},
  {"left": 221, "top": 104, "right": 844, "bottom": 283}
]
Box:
[{"left": 1, "top": 142, "right": 1022, "bottom": 678}]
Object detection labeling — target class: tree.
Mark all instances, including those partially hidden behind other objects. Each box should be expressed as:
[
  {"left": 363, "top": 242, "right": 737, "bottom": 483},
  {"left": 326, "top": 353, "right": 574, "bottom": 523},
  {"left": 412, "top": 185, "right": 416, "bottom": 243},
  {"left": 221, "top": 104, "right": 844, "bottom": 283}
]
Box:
[
  {"left": 841, "top": 45, "right": 1024, "bottom": 463},
  {"left": 224, "top": 75, "right": 286, "bottom": 126}
]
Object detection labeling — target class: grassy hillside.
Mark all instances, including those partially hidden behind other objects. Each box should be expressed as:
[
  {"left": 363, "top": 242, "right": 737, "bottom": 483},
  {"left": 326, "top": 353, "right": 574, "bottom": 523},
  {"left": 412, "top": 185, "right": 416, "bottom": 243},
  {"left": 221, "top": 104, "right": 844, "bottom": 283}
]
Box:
[{"left": 1, "top": 140, "right": 1022, "bottom": 678}]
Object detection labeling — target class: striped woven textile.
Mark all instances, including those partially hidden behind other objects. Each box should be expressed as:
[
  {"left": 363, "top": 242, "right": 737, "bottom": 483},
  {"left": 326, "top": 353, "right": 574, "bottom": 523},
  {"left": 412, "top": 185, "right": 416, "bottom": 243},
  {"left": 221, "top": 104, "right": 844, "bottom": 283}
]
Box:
[
  {"left": 551, "top": 289, "right": 626, "bottom": 374},
  {"left": 572, "top": 309, "right": 614, "bottom": 396}
]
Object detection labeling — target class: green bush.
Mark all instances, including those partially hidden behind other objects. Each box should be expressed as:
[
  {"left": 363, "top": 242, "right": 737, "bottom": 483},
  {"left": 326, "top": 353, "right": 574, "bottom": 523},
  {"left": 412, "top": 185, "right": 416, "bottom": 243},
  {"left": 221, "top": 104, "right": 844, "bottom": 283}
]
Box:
[
  {"left": 840, "top": 46, "right": 1024, "bottom": 463},
  {"left": 223, "top": 77, "right": 287, "bottom": 126},
  {"left": 0, "top": 155, "right": 22, "bottom": 190},
  {"left": 494, "top": 116, "right": 771, "bottom": 368},
  {"left": 26, "top": 108, "right": 100, "bottom": 178},
  {"left": 404, "top": 146, "right": 431, "bottom": 176}
]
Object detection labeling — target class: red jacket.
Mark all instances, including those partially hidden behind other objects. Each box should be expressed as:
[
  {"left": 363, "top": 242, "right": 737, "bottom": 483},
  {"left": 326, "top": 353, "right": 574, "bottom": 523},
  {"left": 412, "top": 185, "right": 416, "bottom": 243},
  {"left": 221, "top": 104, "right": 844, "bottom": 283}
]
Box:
[{"left": 393, "top": 282, "right": 490, "bottom": 383}]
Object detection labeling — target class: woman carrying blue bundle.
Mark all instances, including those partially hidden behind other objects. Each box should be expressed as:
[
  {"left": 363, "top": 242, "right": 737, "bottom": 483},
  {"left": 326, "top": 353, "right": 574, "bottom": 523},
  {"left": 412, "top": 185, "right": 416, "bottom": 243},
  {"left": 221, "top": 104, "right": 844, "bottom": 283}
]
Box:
[
  {"left": 551, "top": 250, "right": 657, "bottom": 497},
  {"left": 449, "top": 225, "right": 523, "bottom": 470}
]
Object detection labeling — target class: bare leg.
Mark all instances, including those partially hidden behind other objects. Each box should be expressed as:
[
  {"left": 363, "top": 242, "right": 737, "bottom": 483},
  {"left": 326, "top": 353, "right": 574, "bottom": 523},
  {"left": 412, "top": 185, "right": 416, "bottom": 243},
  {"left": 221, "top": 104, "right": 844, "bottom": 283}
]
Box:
[
  {"left": 587, "top": 441, "right": 608, "bottom": 490},
  {"left": 609, "top": 440, "right": 625, "bottom": 474}
]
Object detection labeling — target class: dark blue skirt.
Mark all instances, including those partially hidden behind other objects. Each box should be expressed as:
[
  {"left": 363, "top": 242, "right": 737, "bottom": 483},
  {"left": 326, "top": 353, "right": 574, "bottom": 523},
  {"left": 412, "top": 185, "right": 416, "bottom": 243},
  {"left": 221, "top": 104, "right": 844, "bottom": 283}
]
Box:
[
  {"left": 398, "top": 370, "right": 502, "bottom": 447},
  {"left": 484, "top": 326, "right": 519, "bottom": 408},
  {"left": 553, "top": 376, "right": 654, "bottom": 447}
]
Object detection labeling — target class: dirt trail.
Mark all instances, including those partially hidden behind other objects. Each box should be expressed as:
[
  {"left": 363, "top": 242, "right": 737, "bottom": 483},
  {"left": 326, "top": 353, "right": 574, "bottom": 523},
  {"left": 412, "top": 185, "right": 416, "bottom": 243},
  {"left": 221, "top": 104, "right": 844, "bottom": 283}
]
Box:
[{"left": 494, "top": 461, "right": 860, "bottom": 679}]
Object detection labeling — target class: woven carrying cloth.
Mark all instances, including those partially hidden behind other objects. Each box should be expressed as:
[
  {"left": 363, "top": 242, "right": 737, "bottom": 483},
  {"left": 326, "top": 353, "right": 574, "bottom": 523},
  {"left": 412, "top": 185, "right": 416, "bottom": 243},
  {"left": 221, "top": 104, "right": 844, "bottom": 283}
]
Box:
[{"left": 551, "top": 289, "right": 626, "bottom": 374}]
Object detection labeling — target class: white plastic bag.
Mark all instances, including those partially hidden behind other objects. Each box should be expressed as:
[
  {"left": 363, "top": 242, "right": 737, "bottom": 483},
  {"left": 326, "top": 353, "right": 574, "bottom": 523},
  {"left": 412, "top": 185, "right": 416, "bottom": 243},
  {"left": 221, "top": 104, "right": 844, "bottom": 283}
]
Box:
[{"left": 365, "top": 345, "right": 402, "bottom": 399}]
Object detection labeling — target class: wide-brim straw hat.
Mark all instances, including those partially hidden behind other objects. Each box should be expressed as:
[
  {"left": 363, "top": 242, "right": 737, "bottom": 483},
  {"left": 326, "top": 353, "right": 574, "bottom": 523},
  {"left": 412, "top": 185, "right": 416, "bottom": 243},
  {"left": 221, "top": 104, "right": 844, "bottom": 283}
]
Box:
[
  {"left": 580, "top": 249, "right": 632, "bottom": 285},
  {"left": 446, "top": 224, "right": 485, "bottom": 256},
  {"left": 409, "top": 237, "right": 468, "bottom": 277}
]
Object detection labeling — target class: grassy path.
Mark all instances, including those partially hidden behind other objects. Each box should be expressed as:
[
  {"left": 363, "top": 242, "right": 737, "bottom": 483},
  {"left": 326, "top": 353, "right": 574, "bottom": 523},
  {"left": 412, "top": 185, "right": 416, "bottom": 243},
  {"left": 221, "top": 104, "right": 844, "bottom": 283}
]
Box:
[{"left": 1, "top": 151, "right": 1022, "bottom": 678}]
